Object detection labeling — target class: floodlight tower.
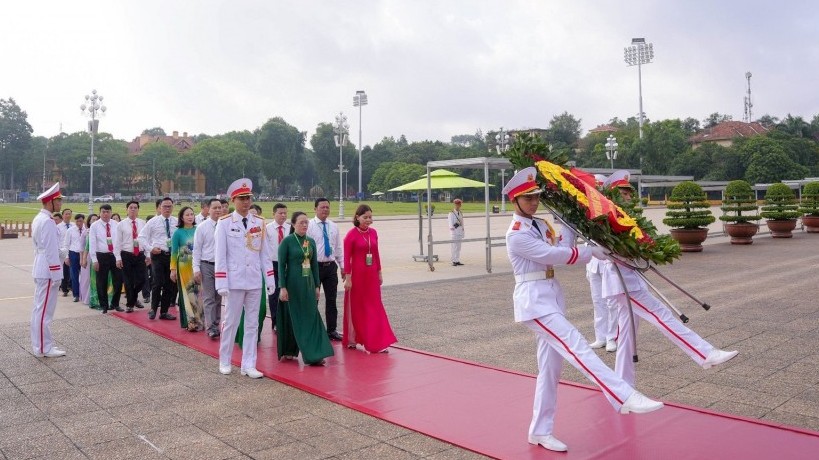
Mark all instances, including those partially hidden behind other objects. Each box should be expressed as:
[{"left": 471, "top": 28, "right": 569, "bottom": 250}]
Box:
[{"left": 624, "top": 38, "right": 654, "bottom": 140}]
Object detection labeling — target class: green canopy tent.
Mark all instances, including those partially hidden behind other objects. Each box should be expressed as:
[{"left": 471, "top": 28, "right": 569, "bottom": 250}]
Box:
[{"left": 389, "top": 169, "right": 492, "bottom": 267}]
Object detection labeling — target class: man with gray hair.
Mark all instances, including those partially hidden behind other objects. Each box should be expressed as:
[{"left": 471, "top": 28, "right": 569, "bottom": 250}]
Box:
[{"left": 193, "top": 198, "right": 224, "bottom": 338}]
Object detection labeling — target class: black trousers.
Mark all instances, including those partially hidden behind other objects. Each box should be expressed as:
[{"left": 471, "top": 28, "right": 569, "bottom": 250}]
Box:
[
  {"left": 150, "top": 252, "right": 174, "bottom": 314},
  {"left": 318, "top": 261, "right": 339, "bottom": 333},
  {"left": 60, "top": 263, "right": 71, "bottom": 293},
  {"left": 141, "top": 264, "right": 152, "bottom": 299},
  {"left": 95, "top": 252, "right": 123, "bottom": 311},
  {"left": 266, "top": 267, "right": 280, "bottom": 329},
  {"left": 120, "top": 251, "right": 145, "bottom": 308}
]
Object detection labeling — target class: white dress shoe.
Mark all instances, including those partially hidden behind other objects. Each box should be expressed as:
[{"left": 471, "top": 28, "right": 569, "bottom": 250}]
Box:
[
  {"left": 702, "top": 349, "right": 739, "bottom": 369},
  {"left": 528, "top": 434, "right": 568, "bottom": 452},
  {"left": 588, "top": 340, "right": 606, "bottom": 349},
  {"left": 35, "top": 348, "right": 66, "bottom": 358},
  {"left": 606, "top": 340, "right": 617, "bottom": 352},
  {"left": 219, "top": 364, "right": 232, "bottom": 375},
  {"left": 240, "top": 368, "right": 263, "bottom": 379},
  {"left": 620, "top": 391, "right": 664, "bottom": 414}
]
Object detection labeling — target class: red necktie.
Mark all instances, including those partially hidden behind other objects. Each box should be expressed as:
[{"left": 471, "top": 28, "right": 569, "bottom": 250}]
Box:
[
  {"left": 278, "top": 225, "right": 284, "bottom": 244},
  {"left": 106, "top": 223, "right": 114, "bottom": 252},
  {"left": 132, "top": 220, "right": 139, "bottom": 255}
]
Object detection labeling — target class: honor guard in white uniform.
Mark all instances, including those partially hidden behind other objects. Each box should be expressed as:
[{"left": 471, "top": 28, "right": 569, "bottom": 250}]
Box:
[
  {"left": 214, "top": 178, "right": 275, "bottom": 378},
  {"left": 30, "top": 183, "right": 67, "bottom": 358},
  {"left": 601, "top": 171, "right": 739, "bottom": 386},
  {"left": 586, "top": 174, "right": 618, "bottom": 352},
  {"left": 504, "top": 167, "right": 663, "bottom": 452},
  {"left": 448, "top": 198, "right": 465, "bottom": 266}
]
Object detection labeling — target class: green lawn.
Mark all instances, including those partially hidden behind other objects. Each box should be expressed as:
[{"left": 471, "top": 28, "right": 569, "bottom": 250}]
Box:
[{"left": 0, "top": 200, "right": 500, "bottom": 222}]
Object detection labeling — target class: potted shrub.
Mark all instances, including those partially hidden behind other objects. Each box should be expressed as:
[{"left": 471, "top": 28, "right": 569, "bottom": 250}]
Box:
[
  {"left": 760, "top": 183, "right": 800, "bottom": 238},
  {"left": 799, "top": 181, "right": 819, "bottom": 232},
  {"left": 719, "top": 180, "right": 761, "bottom": 244},
  {"left": 663, "top": 181, "right": 715, "bottom": 252}
]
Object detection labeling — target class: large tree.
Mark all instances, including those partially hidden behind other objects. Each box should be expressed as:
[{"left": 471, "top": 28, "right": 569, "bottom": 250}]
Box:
[
  {"left": 255, "top": 117, "right": 306, "bottom": 195},
  {"left": 141, "top": 127, "right": 166, "bottom": 136},
  {"left": 187, "top": 138, "right": 260, "bottom": 195},
  {"left": 310, "top": 122, "right": 356, "bottom": 198},
  {"left": 0, "top": 98, "right": 33, "bottom": 189},
  {"left": 546, "top": 111, "right": 582, "bottom": 149}
]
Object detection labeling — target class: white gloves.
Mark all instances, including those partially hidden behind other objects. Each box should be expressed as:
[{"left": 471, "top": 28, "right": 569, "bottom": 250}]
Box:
[
  {"left": 590, "top": 246, "right": 610, "bottom": 260},
  {"left": 217, "top": 289, "right": 229, "bottom": 297}
]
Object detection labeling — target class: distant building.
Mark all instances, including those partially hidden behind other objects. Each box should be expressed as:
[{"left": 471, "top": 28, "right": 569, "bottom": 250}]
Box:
[
  {"left": 128, "top": 130, "right": 206, "bottom": 194},
  {"left": 689, "top": 121, "right": 769, "bottom": 149},
  {"left": 588, "top": 124, "right": 619, "bottom": 134}
]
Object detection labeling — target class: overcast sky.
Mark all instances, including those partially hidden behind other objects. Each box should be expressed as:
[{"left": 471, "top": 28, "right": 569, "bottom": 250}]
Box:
[{"left": 2, "top": 1, "right": 817, "bottom": 147}]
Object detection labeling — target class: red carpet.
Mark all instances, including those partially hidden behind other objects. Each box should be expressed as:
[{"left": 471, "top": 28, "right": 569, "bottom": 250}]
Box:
[{"left": 114, "top": 310, "right": 819, "bottom": 459}]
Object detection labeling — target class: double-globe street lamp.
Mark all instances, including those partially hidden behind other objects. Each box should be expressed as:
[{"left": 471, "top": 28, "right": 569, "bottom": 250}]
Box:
[
  {"left": 80, "top": 90, "right": 107, "bottom": 214},
  {"left": 353, "top": 90, "right": 368, "bottom": 199},
  {"left": 624, "top": 38, "right": 654, "bottom": 141},
  {"left": 494, "top": 128, "right": 510, "bottom": 212},
  {"left": 605, "top": 135, "right": 618, "bottom": 169},
  {"left": 333, "top": 112, "right": 349, "bottom": 218}
]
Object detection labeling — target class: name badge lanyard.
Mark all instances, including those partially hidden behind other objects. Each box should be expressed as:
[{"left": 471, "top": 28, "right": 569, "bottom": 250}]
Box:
[
  {"left": 360, "top": 229, "right": 373, "bottom": 266},
  {"left": 295, "top": 234, "right": 311, "bottom": 277}
]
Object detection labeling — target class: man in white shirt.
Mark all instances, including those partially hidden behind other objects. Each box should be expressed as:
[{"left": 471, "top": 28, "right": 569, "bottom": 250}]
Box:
[
  {"left": 448, "top": 199, "right": 465, "bottom": 266},
  {"left": 138, "top": 197, "right": 178, "bottom": 320},
  {"left": 116, "top": 201, "right": 147, "bottom": 313},
  {"left": 31, "top": 183, "right": 67, "bottom": 358},
  {"left": 193, "top": 198, "right": 223, "bottom": 338},
  {"left": 195, "top": 198, "right": 210, "bottom": 225},
  {"left": 63, "top": 213, "right": 86, "bottom": 302},
  {"left": 58, "top": 208, "right": 73, "bottom": 296},
  {"left": 265, "top": 202, "right": 290, "bottom": 332},
  {"left": 89, "top": 204, "right": 124, "bottom": 313},
  {"left": 307, "top": 198, "right": 344, "bottom": 341}
]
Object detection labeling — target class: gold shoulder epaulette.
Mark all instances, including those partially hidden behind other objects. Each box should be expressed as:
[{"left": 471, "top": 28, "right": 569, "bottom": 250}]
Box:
[{"left": 219, "top": 214, "right": 231, "bottom": 220}]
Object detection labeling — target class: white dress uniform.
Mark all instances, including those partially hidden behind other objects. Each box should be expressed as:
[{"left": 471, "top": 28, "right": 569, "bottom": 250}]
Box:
[
  {"left": 600, "top": 170, "right": 736, "bottom": 385},
  {"left": 586, "top": 253, "right": 618, "bottom": 348},
  {"left": 214, "top": 179, "right": 275, "bottom": 375},
  {"left": 30, "top": 183, "right": 65, "bottom": 357},
  {"left": 504, "top": 167, "right": 662, "bottom": 451},
  {"left": 447, "top": 202, "right": 464, "bottom": 264}
]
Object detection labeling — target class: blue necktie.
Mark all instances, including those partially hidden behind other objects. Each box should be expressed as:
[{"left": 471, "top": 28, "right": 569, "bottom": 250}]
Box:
[{"left": 322, "top": 221, "right": 331, "bottom": 257}]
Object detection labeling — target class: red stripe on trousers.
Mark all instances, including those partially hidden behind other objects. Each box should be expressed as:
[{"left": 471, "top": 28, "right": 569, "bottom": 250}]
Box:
[
  {"left": 630, "top": 296, "right": 706, "bottom": 360},
  {"left": 40, "top": 279, "right": 51, "bottom": 354},
  {"left": 533, "top": 318, "right": 623, "bottom": 404}
]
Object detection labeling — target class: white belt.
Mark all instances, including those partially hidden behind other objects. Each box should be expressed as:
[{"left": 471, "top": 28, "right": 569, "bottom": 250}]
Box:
[{"left": 515, "top": 268, "right": 555, "bottom": 283}]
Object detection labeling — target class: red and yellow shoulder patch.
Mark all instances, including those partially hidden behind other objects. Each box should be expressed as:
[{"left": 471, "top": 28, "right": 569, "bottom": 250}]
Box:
[{"left": 512, "top": 221, "right": 521, "bottom": 231}]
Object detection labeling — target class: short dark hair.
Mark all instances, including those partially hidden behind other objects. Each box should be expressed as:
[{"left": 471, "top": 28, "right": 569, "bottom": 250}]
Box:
[
  {"left": 52, "top": 212, "right": 61, "bottom": 218},
  {"left": 99, "top": 204, "right": 112, "bottom": 211},
  {"left": 126, "top": 200, "right": 140, "bottom": 209},
  {"left": 273, "top": 202, "right": 287, "bottom": 212},
  {"left": 201, "top": 198, "right": 211, "bottom": 207},
  {"left": 314, "top": 197, "right": 329, "bottom": 209},
  {"left": 208, "top": 198, "right": 221, "bottom": 207},
  {"left": 177, "top": 206, "right": 193, "bottom": 228},
  {"left": 75, "top": 213, "right": 85, "bottom": 221},
  {"left": 250, "top": 204, "right": 262, "bottom": 214},
  {"left": 219, "top": 199, "right": 228, "bottom": 206},
  {"left": 162, "top": 197, "right": 174, "bottom": 205},
  {"left": 155, "top": 199, "right": 162, "bottom": 208},
  {"left": 62, "top": 208, "right": 72, "bottom": 216},
  {"left": 353, "top": 204, "right": 373, "bottom": 227}
]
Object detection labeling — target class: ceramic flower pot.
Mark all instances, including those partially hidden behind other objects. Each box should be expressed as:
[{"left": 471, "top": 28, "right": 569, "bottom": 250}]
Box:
[
  {"left": 724, "top": 222, "right": 758, "bottom": 245},
  {"left": 669, "top": 228, "right": 708, "bottom": 252}
]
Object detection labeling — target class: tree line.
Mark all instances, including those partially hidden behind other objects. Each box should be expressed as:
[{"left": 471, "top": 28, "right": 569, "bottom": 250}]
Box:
[{"left": 2, "top": 97, "right": 818, "bottom": 200}]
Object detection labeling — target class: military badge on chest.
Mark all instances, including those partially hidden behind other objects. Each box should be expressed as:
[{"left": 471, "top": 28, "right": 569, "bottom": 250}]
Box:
[{"left": 246, "top": 225, "right": 263, "bottom": 251}]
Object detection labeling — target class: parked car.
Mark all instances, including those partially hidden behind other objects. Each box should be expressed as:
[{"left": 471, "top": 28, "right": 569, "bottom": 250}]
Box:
[{"left": 93, "top": 195, "right": 114, "bottom": 203}]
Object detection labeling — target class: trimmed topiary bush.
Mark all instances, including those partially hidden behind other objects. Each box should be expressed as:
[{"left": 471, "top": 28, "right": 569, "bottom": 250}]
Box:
[
  {"left": 719, "top": 180, "right": 761, "bottom": 224},
  {"left": 663, "top": 181, "right": 715, "bottom": 229},
  {"left": 760, "top": 183, "right": 800, "bottom": 220},
  {"left": 799, "top": 181, "right": 819, "bottom": 217}
]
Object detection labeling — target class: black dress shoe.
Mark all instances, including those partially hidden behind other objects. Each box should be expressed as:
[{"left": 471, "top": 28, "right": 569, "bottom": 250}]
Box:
[
  {"left": 73, "top": 297, "right": 79, "bottom": 302},
  {"left": 452, "top": 262, "right": 458, "bottom": 267},
  {"left": 113, "top": 306, "right": 125, "bottom": 312},
  {"left": 102, "top": 309, "right": 108, "bottom": 314},
  {"left": 160, "top": 313, "right": 177, "bottom": 321},
  {"left": 63, "top": 291, "right": 68, "bottom": 297},
  {"left": 328, "top": 331, "right": 342, "bottom": 341},
  {"left": 455, "top": 262, "right": 464, "bottom": 266},
  {"left": 135, "top": 301, "right": 145, "bottom": 309},
  {"left": 126, "top": 307, "right": 134, "bottom": 313},
  {"left": 148, "top": 310, "right": 157, "bottom": 320}
]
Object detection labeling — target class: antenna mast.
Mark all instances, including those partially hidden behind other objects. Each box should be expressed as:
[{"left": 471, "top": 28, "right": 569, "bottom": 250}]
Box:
[{"left": 743, "top": 72, "right": 753, "bottom": 122}]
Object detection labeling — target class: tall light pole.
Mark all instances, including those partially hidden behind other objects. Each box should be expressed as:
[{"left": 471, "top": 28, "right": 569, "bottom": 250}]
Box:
[
  {"left": 80, "top": 90, "right": 106, "bottom": 214},
  {"left": 494, "top": 128, "right": 510, "bottom": 212},
  {"left": 333, "top": 112, "right": 349, "bottom": 218},
  {"left": 353, "top": 90, "right": 368, "bottom": 199},
  {"left": 624, "top": 38, "right": 654, "bottom": 140},
  {"left": 605, "top": 135, "right": 619, "bottom": 169}
]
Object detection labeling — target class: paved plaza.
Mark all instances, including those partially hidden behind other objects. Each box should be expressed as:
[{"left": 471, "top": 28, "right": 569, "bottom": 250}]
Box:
[{"left": 1, "top": 209, "right": 818, "bottom": 459}]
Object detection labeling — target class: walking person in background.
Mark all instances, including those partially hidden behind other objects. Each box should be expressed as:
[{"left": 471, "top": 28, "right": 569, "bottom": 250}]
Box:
[
  {"left": 448, "top": 198, "right": 465, "bottom": 266},
  {"left": 195, "top": 198, "right": 210, "bottom": 225},
  {"left": 277, "top": 211, "right": 334, "bottom": 366},
  {"left": 30, "top": 183, "right": 67, "bottom": 358},
  {"left": 58, "top": 208, "right": 72, "bottom": 296},
  {"left": 139, "top": 197, "right": 178, "bottom": 321},
  {"left": 63, "top": 213, "right": 85, "bottom": 302},
  {"left": 116, "top": 201, "right": 146, "bottom": 313},
  {"left": 193, "top": 198, "right": 223, "bottom": 338},
  {"left": 307, "top": 198, "right": 344, "bottom": 341},
  {"left": 171, "top": 206, "right": 203, "bottom": 331},
  {"left": 89, "top": 204, "right": 124, "bottom": 313},
  {"left": 342, "top": 204, "right": 397, "bottom": 353},
  {"left": 79, "top": 214, "right": 95, "bottom": 305},
  {"left": 265, "top": 203, "right": 290, "bottom": 333}
]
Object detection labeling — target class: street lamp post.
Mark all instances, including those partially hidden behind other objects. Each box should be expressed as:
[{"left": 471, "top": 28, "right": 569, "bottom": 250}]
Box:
[
  {"left": 80, "top": 90, "right": 107, "bottom": 215},
  {"left": 494, "top": 128, "right": 511, "bottom": 212},
  {"left": 624, "top": 38, "right": 654, "bottom": 140},
  {"left": 333, "top": 112, "right": 349, "bottom": 218},
  {"left": 605, "top": 135, "right": 619, "bottom": 169},
  {"left": 353, "top": 90, "right": 368, "bottom": 199}
]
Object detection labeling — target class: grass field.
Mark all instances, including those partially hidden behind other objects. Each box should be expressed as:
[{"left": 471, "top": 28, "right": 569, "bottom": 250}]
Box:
[{"left": 0, "top": 200, "right": 502, "bottom": 223}]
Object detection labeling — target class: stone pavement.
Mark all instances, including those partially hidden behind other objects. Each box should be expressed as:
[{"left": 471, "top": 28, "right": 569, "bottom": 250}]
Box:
[{"left": 1, "top": 210, "right": 818, "bottom": 459}]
